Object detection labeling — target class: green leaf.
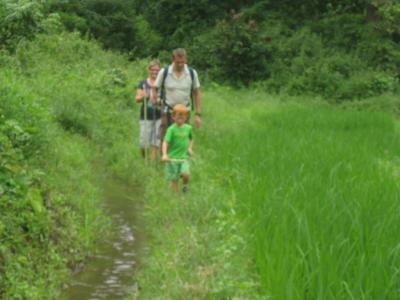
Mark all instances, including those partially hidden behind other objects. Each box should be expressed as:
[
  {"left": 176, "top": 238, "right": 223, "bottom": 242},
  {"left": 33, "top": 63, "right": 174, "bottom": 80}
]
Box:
[
  {"left": 28, "top": 188, "right": 44, "bottom": 214},
  {"left": 0, "top": 221, "right": 4, "bottom": 237}
]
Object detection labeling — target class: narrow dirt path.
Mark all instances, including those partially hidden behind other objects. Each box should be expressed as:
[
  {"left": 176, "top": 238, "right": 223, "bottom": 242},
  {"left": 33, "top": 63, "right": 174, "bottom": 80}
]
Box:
[{"left": 63, "top": 179, "right": 144, "bottom": 300}]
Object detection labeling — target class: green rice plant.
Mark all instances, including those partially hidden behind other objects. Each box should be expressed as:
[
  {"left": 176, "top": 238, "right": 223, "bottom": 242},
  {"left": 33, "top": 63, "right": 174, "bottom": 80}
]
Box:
[
  {"left": 212, "top": 105, "right": 400, "bottom": 299},
  {"left": 131, "top": 86, "right": 400, "bottom": 299}
]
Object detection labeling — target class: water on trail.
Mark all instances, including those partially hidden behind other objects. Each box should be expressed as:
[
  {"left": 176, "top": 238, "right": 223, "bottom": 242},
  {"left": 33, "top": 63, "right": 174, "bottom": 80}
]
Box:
[{"left": 63, "top": 180, "right": 143, "bottom": 300}]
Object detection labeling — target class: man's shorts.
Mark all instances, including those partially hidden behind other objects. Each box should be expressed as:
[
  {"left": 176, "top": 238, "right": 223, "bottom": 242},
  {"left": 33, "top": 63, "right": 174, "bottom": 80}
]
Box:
[
  {"left": 139, "top": 119, "right": 161, "bottom": 148},
  {"left": 165, "top": 160, "right": 190, "bottom": 181}
]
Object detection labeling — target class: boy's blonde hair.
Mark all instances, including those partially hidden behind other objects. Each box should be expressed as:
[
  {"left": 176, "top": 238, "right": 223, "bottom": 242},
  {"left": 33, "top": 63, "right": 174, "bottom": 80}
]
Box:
[{"left": 172, "top": 104, "right": 189, "bottom": 115}]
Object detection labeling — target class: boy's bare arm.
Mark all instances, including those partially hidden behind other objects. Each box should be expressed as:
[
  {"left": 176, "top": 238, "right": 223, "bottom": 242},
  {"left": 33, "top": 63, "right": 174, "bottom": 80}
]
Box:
[
  {"left": 162, "top": 141, "right": 169, "bottom": 161},
  {"left": 188, "top": 140, "right": 193, "bottom": 156}
]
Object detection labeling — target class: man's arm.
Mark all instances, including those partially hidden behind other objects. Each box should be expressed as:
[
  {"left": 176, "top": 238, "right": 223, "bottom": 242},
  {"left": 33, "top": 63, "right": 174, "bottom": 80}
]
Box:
[
  {"left": 151, "top": 69, "right": 163, "bottom": 105},
  {"left": 194, "top": 88, "right": 202, "bottom": 128}
]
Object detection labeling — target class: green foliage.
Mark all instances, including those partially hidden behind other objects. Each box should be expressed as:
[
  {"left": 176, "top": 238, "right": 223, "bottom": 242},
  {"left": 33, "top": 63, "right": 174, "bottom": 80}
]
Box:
[
  {"left": 190, "top": 13, "right": 271, "bottom": 86},
  {"left": 0, "top": 32, "right": 142, "bottom": 299},
  {"left": 0, "top": 71, "right": 60, "bottom": 299},
  {"left": 231, "top": 107, "right": 400, "bottom": 299},
  {"left": 134, "top": 0, "right": 250, "bottom": 47},
  {"left": 35, "top": 0, "right": 400, "bottom": 98},
  {"left": 0, "top": 0, "right": 62, "bottom": 51},
  {"left": 376, "top": 1, "right": 400, "bottom": 36},
  {"left": 130, "top": 15, "right": 162, "bottom": 58},
  {"left": 251, "top": 20, "right": 399, "bottom": 100},
  {"left": 132, "top": 88, "right": 400, "bottom": 299},
  {"left": 356, "top": 26, "right": 400, "bottom": 77},
  {"left": 48, "top": 0, "right": 162, "bottom": 56}
]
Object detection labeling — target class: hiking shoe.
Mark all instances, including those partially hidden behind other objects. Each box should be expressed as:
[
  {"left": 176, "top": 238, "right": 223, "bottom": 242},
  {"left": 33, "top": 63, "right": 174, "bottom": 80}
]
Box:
[{"left": 182, "top": 186, "right": 189, "bottom": 193}]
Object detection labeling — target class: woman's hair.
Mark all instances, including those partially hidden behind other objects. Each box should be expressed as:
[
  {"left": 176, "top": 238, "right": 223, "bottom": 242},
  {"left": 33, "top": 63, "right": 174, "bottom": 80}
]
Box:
[{"left": 148, "top": 59, "right": 160, "bottom": 69}]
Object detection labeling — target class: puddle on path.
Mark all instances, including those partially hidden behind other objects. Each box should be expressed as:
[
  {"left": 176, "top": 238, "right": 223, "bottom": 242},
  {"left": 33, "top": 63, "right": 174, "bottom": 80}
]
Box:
[{"left": 63, "top": 179, "right": 143, "bottom": 300}]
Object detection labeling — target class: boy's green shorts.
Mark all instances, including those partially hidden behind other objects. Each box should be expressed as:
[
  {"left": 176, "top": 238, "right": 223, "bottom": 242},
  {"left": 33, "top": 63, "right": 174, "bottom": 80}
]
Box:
[{"left": 165, "top": 160, "right": 190, "bottom": 181}]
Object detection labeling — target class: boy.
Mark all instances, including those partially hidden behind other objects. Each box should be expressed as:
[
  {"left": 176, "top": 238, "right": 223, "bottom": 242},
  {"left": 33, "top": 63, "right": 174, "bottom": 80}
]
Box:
[{"left": 162, "top": 104, "right": 193, "bottom": 193}]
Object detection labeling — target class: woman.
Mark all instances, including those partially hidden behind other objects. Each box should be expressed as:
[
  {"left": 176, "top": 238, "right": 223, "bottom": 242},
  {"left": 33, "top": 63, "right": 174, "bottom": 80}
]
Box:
[{"left": 135, "top": 59, "right": 161, "bottom": 161}]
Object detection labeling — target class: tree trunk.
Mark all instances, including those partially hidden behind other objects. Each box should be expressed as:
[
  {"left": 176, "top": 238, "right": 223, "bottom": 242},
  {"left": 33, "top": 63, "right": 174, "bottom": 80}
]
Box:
[{"left": 366, "top": 3, "right": 379, "bottom": 22}]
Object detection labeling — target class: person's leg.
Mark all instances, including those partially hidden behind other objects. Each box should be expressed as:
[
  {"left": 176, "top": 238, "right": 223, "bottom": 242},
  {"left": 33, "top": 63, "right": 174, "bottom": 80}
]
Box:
[
  {"left": 180, "top": 161, "right": 190, "bottom": 193},
  {"left": 170, "top": 180, "right": 179, "bottom": 193},
  {"left": 159, "top": 110, "right": 169, "bottom": 143},
  {"left": 166, "top": 161, "right": 180, "bottom": 192},
  {"left": 139, "top": 120, "right": 147, "bottom": 158},
  {"left": 182, "top": 173, "right": 190, "bottom": 184},
  {"left": 150, "top": 146, "right": 159, "bottom": 161},
  {"left": 150, "top": 119, "right": 161, "bottom": 161},
  {"left": 181, "top": 173, "right": 190, "bottom": 193}
]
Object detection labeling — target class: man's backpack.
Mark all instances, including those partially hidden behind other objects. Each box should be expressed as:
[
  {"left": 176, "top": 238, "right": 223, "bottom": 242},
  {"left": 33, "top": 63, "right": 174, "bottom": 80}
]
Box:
[{"left": 160, "top": 66, "right": 195, "bottom": 110}]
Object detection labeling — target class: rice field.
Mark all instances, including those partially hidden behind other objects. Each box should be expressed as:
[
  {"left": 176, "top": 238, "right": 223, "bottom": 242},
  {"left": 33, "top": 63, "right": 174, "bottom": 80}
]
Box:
[
  {"left": 133, "top": 89, "right": 400, "bottom": 299},
  {"left": 210, "top": 104, "right": 400, "bottom": 299}
]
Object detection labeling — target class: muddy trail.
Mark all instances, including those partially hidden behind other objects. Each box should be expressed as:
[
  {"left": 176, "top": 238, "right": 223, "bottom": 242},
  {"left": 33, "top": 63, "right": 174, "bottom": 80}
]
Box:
[{"left": 63, "top": 179, "right": 144, "bottom": 300}]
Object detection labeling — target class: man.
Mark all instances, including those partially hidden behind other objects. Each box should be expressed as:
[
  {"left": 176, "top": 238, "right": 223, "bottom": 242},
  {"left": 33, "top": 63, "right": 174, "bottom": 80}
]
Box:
[{"left": 151, "top": 48, "right": 202, "bottom": 131}]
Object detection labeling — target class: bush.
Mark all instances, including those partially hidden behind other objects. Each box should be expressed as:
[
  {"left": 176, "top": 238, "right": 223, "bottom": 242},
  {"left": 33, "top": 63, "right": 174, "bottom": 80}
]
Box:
[
  {"left": 336, "top": 71, "right": 397, "bottom": 100},
  {"left": 356, "top": 29, "right": 400, "bottom": 78},
  {"left": 0, "top": 32, "right": 142, "bottom": 299},
  {"left": 129, "top": 15, "right": 162, "bottom": 59},
  {"left": 0, "top": 0, "right": 62, "bottom": 52},
  {"left": 189, "top": 12, "right": 271, "bottom": 86},
  {"left": 259, "top": 22, "right": 399, "bottom": 100}
]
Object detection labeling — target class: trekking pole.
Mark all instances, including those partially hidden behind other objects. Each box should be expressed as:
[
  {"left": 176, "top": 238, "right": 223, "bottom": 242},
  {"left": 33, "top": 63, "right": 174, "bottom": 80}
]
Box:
[
  {"left": 143, "top": 93, "right": 148, "bottom": 164},
  {"left": 166, "top": 158, "right": 187, "bottom": 163},
  {"left": 152, "top": 96, "right": 157, "bottom": 166},
  {"left": 163, "top": 158, "right": 194, "bottom": 164}
]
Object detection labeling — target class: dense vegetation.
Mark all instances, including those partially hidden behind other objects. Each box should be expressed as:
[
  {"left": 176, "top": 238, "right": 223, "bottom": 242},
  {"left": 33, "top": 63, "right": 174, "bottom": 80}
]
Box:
[
  {"left": 1, "top": 0, "right": 400, "bottom": 299},
  {"left": 130, "top": 90, "right": 400, "bottom": 299},
  {"left": 0, "top": 29, "right": 145, "bottom": 298},
  {"left": 2, "top": 0, "right": 399, "bottom": 96},
  {"left": 44, "top": 0, "right": 400, "bottom": 97}
]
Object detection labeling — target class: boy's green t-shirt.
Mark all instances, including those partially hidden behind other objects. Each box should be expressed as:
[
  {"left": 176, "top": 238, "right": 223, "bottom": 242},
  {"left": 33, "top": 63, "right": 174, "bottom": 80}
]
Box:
[{"left": 164, "top": 123, "right": 193, "bottom": 159}]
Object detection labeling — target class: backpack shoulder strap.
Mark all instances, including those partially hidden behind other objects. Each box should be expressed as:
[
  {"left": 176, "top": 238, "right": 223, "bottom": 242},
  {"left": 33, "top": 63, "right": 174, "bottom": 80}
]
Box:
[{"left": 142, "top": 79, "right": 149, "bottom": 90}]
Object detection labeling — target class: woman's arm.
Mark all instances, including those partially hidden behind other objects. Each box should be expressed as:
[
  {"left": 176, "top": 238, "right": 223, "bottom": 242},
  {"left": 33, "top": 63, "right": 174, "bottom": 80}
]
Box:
[{"left": 135, "top": 88, "right": 147, "bottom": 103}]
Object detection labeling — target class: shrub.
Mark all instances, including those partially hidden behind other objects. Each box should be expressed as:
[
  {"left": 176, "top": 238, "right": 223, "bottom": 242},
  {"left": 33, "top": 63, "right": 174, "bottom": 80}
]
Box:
[
  {"left": 260, "top": 23, "right": 399, "bottom": 100},
  {"left": 0, "top": 0, "right": 62, "bottom": 52},
  {"left": 336, "top": 71, "right": 397, "bottom": 100},
  {"left": 189, "top": 12, "right": 271, "bottom": 86}
]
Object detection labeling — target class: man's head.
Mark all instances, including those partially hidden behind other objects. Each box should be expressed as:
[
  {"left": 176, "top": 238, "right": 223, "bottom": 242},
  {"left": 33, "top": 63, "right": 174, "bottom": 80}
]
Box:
[
  {"left": 172, "top": 104, "right": 189, "bottom": 125},
  {"left": 172, "top": 48, "right": 187, "bottom": 71}
]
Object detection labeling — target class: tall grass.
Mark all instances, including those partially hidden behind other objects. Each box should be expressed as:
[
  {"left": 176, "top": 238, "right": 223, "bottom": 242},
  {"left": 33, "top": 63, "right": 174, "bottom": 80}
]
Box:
[
  {"left": 132, "top": 88, "right": 400, "bottom": 299},
  {"left": 212, "top": 105, "right": 400, "bottom": 299}
]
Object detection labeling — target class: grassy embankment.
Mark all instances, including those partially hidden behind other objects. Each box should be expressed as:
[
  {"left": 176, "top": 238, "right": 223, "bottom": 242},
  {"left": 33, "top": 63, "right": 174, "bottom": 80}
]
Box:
[
  {"left": 131, "top": 87, "right": 400, "bottom": 299},
  {"left": 0, "top": 33, "right": 145, "bottom": 299}
]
